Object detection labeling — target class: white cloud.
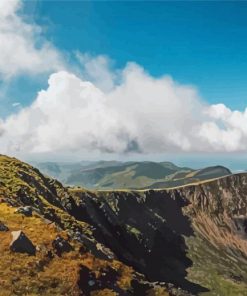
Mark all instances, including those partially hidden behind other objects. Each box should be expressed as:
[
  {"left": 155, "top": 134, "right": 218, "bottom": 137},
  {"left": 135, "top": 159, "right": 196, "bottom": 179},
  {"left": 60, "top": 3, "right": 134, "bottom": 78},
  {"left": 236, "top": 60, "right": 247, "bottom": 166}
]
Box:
[
  {"left": 76, "top": 53, "right": 117, "bottom": 92},
  {"left": 1, "top": 58, "right": 247, "bottom": 156},
  {"left": 0, "top": 70, "right": 131, "bottom": 154},
  {"left": 198, "top": 104, "right": 247, "bottom": 151},
  {"left": 0, "top": 0, "right": 64, "bottom": 79},
  {"left": 12, "top": 102, "right": 21, "bottom": 107}
]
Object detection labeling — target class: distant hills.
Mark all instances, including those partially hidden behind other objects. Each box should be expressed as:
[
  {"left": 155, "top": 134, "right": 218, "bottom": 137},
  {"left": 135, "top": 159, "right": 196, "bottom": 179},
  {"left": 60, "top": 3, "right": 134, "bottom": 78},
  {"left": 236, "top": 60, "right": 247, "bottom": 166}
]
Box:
[{"left": 33, "top": 160, "right": 232, "bottom": 190}]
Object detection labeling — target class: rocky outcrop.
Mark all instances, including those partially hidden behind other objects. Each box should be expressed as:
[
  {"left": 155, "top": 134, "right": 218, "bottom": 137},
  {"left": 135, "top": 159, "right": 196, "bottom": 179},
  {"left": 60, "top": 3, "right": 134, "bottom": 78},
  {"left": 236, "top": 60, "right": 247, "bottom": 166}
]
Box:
[
  {"left": 169, "top": 173, "right": 247, "bottom": 258},
  {"left": 52, "top": 236, "right": 73, "bottom": 256},
  {"left": 15, "top": 206, "right": 33, "bottom": 217},
  {"left": 10, "top": 230, "right": 36, "bottom": 255}
]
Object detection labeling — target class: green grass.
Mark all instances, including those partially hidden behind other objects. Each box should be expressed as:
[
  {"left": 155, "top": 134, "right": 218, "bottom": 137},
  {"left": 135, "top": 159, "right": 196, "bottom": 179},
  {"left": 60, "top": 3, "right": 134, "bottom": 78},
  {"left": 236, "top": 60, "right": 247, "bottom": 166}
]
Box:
[{"left": 186, "top": 234, "right": 247, "bottom": 296}]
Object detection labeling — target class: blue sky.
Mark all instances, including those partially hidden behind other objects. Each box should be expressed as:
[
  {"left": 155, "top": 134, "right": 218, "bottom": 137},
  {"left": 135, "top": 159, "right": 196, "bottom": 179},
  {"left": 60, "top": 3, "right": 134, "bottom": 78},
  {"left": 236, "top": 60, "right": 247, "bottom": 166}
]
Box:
[
  {"left": 3, "top": 0, "right": 247, "bottom": 118},
  {"left": 1, "top": 0, "right": 247, "bottom": 168},
  {"left": 34, "top": 1, "right": 247, "bottom": 110}
]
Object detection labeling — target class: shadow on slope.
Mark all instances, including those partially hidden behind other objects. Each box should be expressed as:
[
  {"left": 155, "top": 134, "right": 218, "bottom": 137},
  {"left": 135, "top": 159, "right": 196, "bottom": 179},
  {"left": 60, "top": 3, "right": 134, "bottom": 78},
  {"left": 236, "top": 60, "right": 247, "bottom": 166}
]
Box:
[{"left": 70, "top": 189, "right": 209, "bottom": 294}]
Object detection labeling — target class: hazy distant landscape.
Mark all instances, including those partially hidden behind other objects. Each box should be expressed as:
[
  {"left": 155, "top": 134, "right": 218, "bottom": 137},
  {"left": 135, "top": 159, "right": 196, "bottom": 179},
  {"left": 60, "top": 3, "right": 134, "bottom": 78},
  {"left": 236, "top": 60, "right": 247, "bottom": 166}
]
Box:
[{"left": 34, "top": 160, "right": 232, "bottom": 190}]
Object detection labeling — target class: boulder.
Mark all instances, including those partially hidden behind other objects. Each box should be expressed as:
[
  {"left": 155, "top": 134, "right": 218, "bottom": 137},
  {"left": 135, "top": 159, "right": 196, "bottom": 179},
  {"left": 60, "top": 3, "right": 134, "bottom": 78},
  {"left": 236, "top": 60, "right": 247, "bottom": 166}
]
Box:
[
  {"left": 52, "top": 236, "right": 73, "bottom": 256},
  {"left": 15, "top": 206, "right": 32, "bottom": 217},
  {"left": 10, "top": 230, "right": 36, "bottom": 255},
  {"left": 0, "top": 221, "right": 9, "bottom": 232}
]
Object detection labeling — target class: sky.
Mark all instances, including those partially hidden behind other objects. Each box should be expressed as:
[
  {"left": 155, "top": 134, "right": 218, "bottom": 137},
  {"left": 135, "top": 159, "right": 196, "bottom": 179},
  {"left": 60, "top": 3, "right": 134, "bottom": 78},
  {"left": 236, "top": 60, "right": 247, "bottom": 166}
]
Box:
[
  {"left": 37, "top": 1, "right": 247, "bottom": 110},
  {"left": 1, "top": 0, "right": 247, "bottom": 170}
]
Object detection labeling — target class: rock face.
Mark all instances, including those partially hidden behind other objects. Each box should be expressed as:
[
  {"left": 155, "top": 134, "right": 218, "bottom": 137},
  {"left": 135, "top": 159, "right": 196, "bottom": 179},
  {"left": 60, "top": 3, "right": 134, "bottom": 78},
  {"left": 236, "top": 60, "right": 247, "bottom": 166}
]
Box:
[
  {"left": 10, "top": 231, "right": 36, "bottom": 255},
  {"left": 69, "top": 174, "right": 247, "bottom": 294},
  {"left": 0, "top": 221, "right": 9, "bottom": 231}
]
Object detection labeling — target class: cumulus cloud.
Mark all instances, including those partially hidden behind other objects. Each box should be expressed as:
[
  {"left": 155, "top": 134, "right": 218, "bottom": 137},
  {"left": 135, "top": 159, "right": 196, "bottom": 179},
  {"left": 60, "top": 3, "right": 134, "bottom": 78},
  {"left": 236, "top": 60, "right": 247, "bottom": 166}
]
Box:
[
  {"left": 0, "top": 0, "right": 64, "bottom": 79},
  {"left": 0, "top": 70, "right": 133, "bottom": 154},
  {"left": 76, "top": 53, "right": 117, "bottom": 92},
  {"left": 198, "top": 104, "right": 247, "bottom": 151},
  {"left": 1, "top": 58, "right": 247, "bottom": 156}
]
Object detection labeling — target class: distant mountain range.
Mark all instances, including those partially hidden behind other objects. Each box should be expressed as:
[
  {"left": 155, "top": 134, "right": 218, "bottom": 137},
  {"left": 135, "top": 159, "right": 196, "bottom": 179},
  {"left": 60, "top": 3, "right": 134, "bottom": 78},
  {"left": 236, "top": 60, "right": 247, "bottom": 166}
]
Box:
[{"left": 33, "top": 160, "right": 232, "bottom": 190}]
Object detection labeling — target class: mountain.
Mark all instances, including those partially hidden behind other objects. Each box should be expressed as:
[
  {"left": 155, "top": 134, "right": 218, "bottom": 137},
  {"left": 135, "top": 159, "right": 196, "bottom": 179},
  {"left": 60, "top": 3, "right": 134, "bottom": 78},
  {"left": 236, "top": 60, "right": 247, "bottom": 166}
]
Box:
[
  {"left": 34, "top": 160, "right": 231, "bottom": 190},
  {"left": 0, "top": 155, "right": 172, "bottom": 295},
  {"left": 31, "top": 160, "right": 94, "bottom": 182},
  {"left": 1, "top": 155, "right": 247, "bottom": 295}
]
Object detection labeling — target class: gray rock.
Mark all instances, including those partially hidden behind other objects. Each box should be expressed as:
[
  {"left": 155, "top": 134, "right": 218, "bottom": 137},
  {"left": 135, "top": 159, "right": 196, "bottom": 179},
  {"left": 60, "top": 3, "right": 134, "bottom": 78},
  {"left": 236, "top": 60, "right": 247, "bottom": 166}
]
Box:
[
  {"left": 10, "top": 230, "right": 36, "bottom": 255},
  {"left": 88, "top": 280, "right": 95, "bottom": 287},
  {"left": 15, "top": 206, "right": 32, "bottom": 217},
  {"left": 0, "top": 221, "right": 9, "bottom": 231}
]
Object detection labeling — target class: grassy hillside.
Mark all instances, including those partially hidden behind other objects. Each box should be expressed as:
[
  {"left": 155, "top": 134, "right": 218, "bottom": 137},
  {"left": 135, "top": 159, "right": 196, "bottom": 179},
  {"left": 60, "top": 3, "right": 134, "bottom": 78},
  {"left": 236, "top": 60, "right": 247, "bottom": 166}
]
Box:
[
  {"left": 35, "top": 160, "right": 231, "bottom": 190},
  {"left": 0, "top": 155, "right": 171, "bottom": 296}
]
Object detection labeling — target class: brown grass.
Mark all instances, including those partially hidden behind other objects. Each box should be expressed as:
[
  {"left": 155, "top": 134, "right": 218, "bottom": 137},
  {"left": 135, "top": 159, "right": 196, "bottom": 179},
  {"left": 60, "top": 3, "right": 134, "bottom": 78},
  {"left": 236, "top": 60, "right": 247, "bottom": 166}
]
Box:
[
  {"left": 193, "top": 211, "right": 247, "bottom": 259},
  {"left": 0, "top": 202, "right": 136, "bottom": 296}
]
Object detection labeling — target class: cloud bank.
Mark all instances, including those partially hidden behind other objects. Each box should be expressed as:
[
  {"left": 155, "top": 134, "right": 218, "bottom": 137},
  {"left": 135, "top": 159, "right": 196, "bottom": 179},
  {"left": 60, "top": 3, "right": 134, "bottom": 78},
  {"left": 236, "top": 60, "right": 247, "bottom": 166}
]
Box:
[
  {"left": 1, "top": 0, "right": 247, "bottom": 157},
  {"left": 1, "top": 60, "right": 247, "bottom": 156}
]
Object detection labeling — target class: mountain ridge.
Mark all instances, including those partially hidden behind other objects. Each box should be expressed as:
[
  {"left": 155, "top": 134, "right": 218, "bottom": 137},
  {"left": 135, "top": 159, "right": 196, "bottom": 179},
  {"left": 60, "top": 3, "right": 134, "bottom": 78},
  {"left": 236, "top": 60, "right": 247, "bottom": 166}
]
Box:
[
  {"left": 34, "top": 160, "right": 231, "bottom": 190},
  {"left": 0, "top": 155, "right": 246, "bottom": 295}
]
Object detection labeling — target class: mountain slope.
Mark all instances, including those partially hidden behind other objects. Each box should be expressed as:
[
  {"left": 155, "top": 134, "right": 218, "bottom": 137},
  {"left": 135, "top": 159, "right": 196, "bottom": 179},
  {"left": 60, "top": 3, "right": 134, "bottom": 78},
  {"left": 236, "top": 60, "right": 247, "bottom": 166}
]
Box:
[
  {"left": 0, "top": 155, "right": 246, "bottom": 295},
  {"left": 35, "top": 161, "right": 231, "bottom": 190},
  {"left": 71, "top": 175, "right": 247, "bottom": 295},
  {"left": 0, "top": 155, "right": 172, "bottom": 296},
  {"left": 147, "top": 166, "right": 231, "bottom": 189}
]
